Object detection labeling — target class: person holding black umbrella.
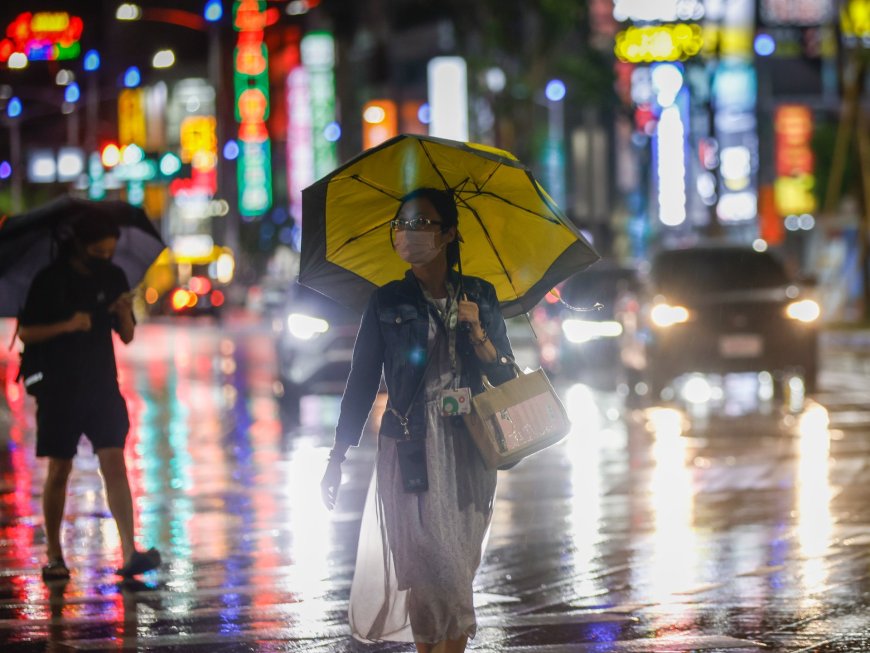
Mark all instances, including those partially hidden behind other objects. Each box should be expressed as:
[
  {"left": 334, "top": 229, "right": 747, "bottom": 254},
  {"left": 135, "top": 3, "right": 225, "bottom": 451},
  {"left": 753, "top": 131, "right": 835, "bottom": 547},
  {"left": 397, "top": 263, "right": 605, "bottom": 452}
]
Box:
[
  {"left": 17, "top": 213, "right": 161, "bottom": 581},
  {"left": 320, "top": 187, "right": 516, "bottom": 652}
]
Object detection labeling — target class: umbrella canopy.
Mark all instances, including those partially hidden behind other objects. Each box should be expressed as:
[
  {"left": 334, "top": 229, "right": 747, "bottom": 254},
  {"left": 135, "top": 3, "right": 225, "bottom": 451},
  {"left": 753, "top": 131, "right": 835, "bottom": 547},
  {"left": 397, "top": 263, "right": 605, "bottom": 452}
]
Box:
[
  {"left": 300, "top": 134, "right": 599, "bottom": 318},
  {"left": 0, "top": 195, "right": 166, "bottom": 318}
]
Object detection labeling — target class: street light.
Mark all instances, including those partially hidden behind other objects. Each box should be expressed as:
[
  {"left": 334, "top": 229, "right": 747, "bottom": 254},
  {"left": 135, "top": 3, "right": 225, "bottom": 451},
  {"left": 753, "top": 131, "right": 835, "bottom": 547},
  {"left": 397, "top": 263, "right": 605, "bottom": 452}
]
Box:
[
  {"left": 152, "top": 49, "right": 175, "bottom": 69},
  {"left": 543, "top": 79, "right": 566, "bottom": 210}
]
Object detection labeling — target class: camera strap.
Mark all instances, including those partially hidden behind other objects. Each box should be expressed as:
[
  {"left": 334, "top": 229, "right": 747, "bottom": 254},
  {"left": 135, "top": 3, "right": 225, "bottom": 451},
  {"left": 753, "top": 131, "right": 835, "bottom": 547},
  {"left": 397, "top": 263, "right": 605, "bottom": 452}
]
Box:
[{"left": 386, "top": 328, "right": 442, "bottom": 440}]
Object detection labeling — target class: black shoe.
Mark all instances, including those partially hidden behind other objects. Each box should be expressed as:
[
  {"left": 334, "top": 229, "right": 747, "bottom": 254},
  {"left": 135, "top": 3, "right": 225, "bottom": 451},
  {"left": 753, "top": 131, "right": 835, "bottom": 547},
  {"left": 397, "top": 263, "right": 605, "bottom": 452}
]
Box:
[
  {"left": 115, "top": 548, "right": 161, "bottom": 578},
  {"left": 41, "top": 557, "right": 71, "bottom": 581}
]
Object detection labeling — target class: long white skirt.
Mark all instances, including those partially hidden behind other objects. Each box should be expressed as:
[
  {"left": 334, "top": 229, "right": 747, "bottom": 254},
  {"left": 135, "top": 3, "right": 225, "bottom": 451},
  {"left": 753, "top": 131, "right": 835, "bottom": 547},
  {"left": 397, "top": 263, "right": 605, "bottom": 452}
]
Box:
[{"left": 349, "top": 341, "right": 497, "bottom": 644}]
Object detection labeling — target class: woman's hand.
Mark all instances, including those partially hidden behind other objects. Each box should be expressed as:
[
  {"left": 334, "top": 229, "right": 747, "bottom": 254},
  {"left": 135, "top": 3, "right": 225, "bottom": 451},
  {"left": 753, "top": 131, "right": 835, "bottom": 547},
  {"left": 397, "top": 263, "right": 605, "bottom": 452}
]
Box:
[
  {"left": 320, "top": 459, "right": 343, "bottom": 510},
  {"left": 457, "top": 297, "right": 485, "bottom": 340}
]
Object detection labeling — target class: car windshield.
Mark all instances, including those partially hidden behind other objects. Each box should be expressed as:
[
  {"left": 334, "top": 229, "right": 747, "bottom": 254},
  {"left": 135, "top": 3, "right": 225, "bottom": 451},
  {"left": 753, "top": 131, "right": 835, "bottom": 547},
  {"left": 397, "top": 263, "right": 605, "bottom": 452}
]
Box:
[{"left": 652, "top": 249, "right": 790, "bottom": 294}]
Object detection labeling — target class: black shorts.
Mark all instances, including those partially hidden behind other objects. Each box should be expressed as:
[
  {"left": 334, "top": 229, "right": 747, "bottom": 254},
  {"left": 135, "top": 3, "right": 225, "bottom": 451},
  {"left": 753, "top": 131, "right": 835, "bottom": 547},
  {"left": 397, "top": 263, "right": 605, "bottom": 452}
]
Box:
[{"left": 35, "top": 387, "right": 130, "bottom": 460}]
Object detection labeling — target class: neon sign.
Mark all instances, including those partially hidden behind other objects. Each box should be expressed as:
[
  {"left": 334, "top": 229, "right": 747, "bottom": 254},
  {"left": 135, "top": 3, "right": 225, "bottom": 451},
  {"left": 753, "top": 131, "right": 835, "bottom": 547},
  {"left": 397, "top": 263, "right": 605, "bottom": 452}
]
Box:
[
  {"left": 841, "top": 0, "right": 870, "bottom": 42},
  {"left": 301, "top": 31, "right": 337, "bottom": 178},
  {"left": 774, "top": 105, "right": 815, "bottom": 216},
  {"left": 615, "top": 24, "right": 703, "bottom": 63},
  {"left": 233, "top": 0, "right": 272, "bottom": 216},
  {"left": 0, "top": 12, "right": 83, "bottom": 63}
]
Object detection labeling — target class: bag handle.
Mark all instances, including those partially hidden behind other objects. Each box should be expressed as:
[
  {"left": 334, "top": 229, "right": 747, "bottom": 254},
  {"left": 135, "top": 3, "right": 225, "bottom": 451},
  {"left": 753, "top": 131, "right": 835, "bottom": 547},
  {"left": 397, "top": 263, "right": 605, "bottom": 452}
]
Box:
[{"left": 480, "top": 355, "right": 523, "bottom": 391}]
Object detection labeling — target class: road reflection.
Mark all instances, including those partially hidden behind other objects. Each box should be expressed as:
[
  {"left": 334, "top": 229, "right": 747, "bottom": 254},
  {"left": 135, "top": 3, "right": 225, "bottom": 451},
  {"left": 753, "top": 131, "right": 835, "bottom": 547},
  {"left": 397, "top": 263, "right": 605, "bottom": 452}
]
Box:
[
  {"left": 796, "top": 402, "right": 832, "bottom": 599},
  {"left": 0, "top": 318, "right": 857, "bottom": 649}
]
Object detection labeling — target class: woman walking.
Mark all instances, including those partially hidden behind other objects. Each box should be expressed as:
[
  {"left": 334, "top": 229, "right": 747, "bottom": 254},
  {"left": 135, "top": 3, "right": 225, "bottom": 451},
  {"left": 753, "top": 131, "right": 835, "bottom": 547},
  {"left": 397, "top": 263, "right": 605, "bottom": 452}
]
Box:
[{"left": 321, "top": 187, "right": 515, "bottom": 651}]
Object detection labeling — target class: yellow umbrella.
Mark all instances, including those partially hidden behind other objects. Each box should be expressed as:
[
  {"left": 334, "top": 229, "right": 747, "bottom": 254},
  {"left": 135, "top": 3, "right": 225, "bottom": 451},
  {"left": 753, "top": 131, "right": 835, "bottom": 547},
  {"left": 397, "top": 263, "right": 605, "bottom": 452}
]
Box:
[{"left": 300, "top": 134, "right": 599, "bottom": 317}]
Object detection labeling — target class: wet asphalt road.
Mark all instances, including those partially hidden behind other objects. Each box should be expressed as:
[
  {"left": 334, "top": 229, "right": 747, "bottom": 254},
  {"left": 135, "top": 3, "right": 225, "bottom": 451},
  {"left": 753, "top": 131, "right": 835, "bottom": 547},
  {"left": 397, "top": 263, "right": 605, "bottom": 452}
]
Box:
[{"left": 2, "top": 316, "right": 870, "bottom": 652}]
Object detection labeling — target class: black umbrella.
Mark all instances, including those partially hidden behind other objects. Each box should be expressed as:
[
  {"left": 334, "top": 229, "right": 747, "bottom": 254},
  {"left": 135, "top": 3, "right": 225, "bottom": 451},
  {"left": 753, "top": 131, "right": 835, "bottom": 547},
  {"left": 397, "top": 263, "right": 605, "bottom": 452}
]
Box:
[{"left": 0, "top": 195, "right": 166, "bottom": 318}]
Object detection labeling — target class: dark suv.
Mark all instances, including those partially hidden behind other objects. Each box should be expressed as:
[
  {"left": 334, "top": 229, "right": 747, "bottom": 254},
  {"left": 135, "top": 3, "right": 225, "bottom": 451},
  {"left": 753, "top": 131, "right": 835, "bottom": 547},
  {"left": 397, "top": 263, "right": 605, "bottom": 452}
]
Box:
[{"left": 620, "top": 245, "right": 820, "bottom": 400}]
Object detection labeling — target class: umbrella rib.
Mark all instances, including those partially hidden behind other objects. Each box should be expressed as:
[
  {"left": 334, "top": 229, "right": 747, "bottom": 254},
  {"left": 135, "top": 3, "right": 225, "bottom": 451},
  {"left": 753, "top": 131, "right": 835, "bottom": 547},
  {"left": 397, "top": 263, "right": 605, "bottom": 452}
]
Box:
[
  {"left": 331, "top": 174, "right": 401, "bottom": 254},
  {"left": 455, "top": 189, "right": 563, "bottom": 225},
  {"left": 343, "top": 174, "right": 403, "bottom": 201},
  {"left": 455, "top": 195, "right": 519, "bottom": 296},
  {"left": 419, "top": 141, "right": 454, "bottom": 191}
]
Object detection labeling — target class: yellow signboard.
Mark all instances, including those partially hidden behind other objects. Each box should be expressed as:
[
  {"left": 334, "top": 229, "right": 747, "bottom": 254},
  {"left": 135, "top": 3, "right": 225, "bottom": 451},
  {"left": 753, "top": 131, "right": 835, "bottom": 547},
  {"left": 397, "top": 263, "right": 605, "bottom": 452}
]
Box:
[
  {"left": 118, "top": 89, "right": 146, "bottom": 147},
  {"left": 614, "top": 24, "right": 703, "bottom": 63}
]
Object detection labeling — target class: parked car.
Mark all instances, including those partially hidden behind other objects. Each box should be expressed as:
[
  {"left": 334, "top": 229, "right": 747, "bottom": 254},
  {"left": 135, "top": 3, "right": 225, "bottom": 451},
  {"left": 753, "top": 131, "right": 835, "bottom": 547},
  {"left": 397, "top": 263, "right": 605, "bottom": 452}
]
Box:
[
  {"left": 619, "top": 244, "right": 820, "bottom": 401},
  {"left": 530, "top": 262, "right": 639, "bottom": 388}
]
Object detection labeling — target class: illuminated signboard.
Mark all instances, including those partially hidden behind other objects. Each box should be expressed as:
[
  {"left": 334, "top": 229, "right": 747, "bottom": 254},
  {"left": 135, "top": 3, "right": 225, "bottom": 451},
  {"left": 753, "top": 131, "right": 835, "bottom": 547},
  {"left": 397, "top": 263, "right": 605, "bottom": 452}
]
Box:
[
  {"left": 0, "top": 12, "right": 83, "bottom": 63},
  {"left": 301, "top": 31, "right": 338, "bottom": 179},
  {"left": 761, "top": 0, "right": 834, "bottom": 26},
  {"left": 841, "top": 0, "right": 870, "bottom": 42},
  {"left": 233, "top": 0, "right": 272, "bottom": 216},
  {"left": 118, "top": 89, "right": 147, "bottom": 147},
  {"left": 615, "top": 24, "right": 703, "bottom": 63},
  {"left": 287, "top": 66, "right": 313, "bottom": 221},
  {"left": 362, "top": 100, "right": 397, "bottom": 150},
  {"left": 613, "top": 0, "right": 704, "bottom": 22},
  {"left": 774, "top": 105, "right": 815, "bottom": 216},
  {"left": 428, "top": 57, "right": 468, "bottom": 140}
]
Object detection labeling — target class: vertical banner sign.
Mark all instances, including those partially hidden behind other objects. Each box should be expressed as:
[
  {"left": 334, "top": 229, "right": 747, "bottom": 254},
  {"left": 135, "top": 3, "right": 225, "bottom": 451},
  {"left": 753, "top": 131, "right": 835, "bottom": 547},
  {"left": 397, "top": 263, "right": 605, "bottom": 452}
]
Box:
[
  {"left": 301, "top": 31, "right": 337, "bottom": 179},
  {"left": 774, "top": 105, "right": 815, "bottom": 216},
  {"left": 118, "top": 89, "right": 147, "bottom": 147},
  {"left": 233, "top": 0, "right": 272, "bottom": 217},
  {"left": 287, "top": 65, "right": 313, "bottom": 222}
]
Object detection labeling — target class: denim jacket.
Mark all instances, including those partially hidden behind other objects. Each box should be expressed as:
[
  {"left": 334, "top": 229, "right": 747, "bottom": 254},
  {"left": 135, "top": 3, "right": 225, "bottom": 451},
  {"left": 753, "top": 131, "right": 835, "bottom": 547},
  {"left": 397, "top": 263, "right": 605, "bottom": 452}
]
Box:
[{"left": 334, "top": 269, "right": 516, "bottom": 447}]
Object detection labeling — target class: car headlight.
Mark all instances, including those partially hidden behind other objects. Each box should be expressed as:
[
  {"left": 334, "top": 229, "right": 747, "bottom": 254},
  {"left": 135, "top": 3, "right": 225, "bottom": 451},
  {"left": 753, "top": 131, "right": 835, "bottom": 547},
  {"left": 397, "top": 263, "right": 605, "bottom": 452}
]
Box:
[
  {"left": 786, "top": 299, "right": 820, "bottom": 323},
  {"left": 650, "top": 303, "right": 689, "bottom": 328},
  {"left": 561, "top": 319, "right": 622, "bottom": 344},
  {"left": 287, "top": 313, "right": 329, "bottom": 340}
]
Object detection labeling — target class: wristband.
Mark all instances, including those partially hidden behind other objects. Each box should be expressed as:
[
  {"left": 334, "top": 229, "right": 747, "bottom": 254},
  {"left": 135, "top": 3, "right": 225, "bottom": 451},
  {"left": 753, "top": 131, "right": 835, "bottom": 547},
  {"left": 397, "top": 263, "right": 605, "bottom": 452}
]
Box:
[{"left": 470, "top": 330, "right": 489, "bottom": 346}]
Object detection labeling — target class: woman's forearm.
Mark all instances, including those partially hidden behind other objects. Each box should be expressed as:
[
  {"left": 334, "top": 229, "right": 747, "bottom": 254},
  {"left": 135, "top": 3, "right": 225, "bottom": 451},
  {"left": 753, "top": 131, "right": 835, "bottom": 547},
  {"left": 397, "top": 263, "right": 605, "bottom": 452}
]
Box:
[{"left": 469, "top": 322, "right": 497, "bottom": 362}]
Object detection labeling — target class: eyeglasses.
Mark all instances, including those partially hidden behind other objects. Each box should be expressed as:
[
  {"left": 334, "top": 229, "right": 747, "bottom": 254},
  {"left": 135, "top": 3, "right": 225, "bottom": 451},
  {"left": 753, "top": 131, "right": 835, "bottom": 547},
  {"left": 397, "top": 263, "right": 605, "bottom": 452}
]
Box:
[{"left": 390, "top": 216, "right": 443, "bottom": 231}]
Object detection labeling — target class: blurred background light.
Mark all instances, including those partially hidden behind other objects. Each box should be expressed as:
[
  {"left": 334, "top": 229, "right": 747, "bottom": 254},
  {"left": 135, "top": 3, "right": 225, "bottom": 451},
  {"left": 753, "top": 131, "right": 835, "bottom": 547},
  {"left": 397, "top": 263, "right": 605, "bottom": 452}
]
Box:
[
  {"left": 323, "top": 121, "right": 341, "bottom": 142},
  {"left": 222, "top": 139, "right": 240, "bottom": 160},
  {"left": 123, "top": 66, "right": 141, "bottom": 88},
  {"left": 0, "top": 161, "right": 11, "bottom": 179},
  {"left": 545, "top": 79, "right": 566, "bottom": 102},
  {"left": 64, "top": 82, "right": 80, "bottom": 103},
  {"left": 83, "top": 49, "right": 100, "bottom": 71},
  {"left": 417, "top": 103, "right": 431, "bottom": 125},
  {"left": 204, "top": 0, "right": 223, "bottom": 22},
  {"left": 152, "top": 49, "right": 175, "bottom": 69},
  {"left": 651, "top": 63, "right": 683, "bottom": 107},
  {"left": 55, "top": 70, "right": 74, "bottom": 86},
  {"left": 116, "top": 3, "right": 142, "bottom": 20},
  {"left": 7, "top": 96, "right": 22, "bottom": 118},
  {"left": 485, "top": 67, "right": 506, "bottom": 93},
  {"left": 159, "top": 152, "right": 182, "bottom": 175},
  {"left": 8, "top": 53, "right": 27, "bottom": 69},
  {"left": 101, "top": 144, "right": 121, "bottom": 167},
  {"left": 754, "top": 33, "right": 776, "bottom": 56}
]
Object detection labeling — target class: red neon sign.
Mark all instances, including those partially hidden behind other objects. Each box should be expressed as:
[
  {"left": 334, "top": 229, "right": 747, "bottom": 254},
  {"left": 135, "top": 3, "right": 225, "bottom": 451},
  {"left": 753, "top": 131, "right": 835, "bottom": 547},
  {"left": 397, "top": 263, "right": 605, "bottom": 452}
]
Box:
[{"left": 0, "top": 12, "right": 83, "bottom": 63}]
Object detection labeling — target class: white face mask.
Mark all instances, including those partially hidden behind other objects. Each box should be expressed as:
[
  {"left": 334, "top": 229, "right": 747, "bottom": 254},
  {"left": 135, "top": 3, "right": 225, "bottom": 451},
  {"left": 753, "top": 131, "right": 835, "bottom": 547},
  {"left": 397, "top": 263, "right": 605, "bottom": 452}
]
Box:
[{"left": 394, "top": 230, "right": 442, "bottom": 266}]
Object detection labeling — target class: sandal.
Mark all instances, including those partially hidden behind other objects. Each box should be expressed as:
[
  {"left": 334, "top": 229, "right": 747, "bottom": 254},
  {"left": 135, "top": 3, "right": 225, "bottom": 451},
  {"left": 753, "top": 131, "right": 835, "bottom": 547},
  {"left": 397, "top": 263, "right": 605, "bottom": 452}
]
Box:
[
  {"left": 115, "top": 547, "right": 161, "bottom": 578},
  {"left": 41, "top": 558, "right": 71, "bottom": 581}
]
